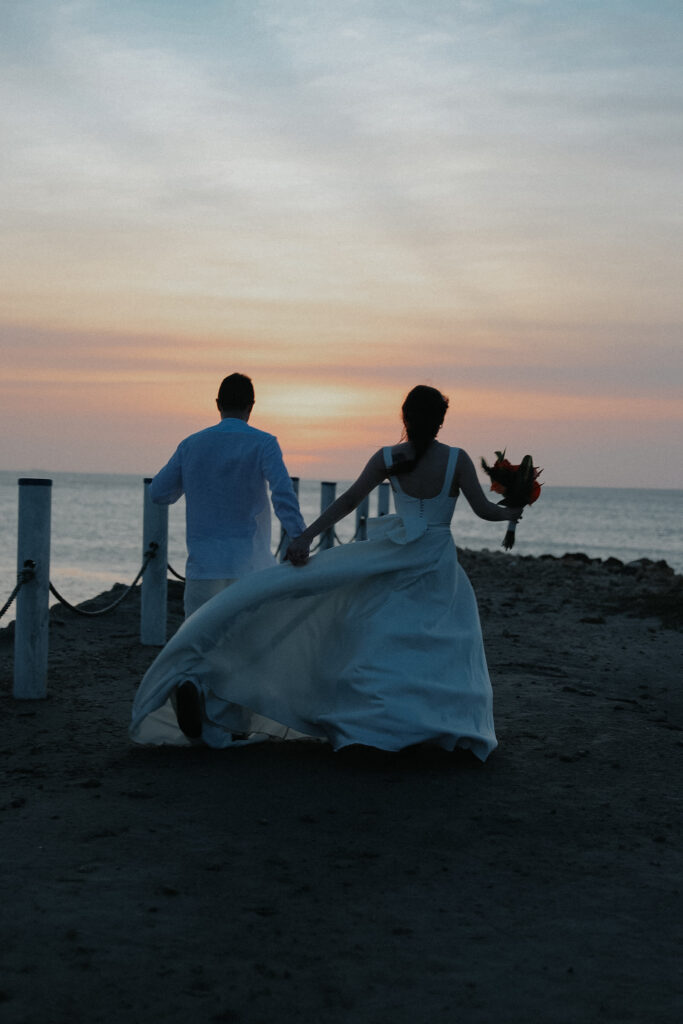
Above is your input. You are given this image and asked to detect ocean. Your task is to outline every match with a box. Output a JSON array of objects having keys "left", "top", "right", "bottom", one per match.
[{"left": 0, "top": 471, "right": 681, "bottom": 619}]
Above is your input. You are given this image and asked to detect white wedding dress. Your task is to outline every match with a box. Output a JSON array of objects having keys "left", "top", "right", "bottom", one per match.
[{"left": 130, "top": 447, "right": 498, "bottom": 761}]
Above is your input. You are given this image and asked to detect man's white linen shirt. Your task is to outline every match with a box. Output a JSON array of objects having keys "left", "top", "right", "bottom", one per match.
[{"left": 149, "top": 418, "right": 306, "bottom": 580}]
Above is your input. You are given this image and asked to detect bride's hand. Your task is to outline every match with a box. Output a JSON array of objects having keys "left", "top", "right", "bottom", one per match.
[{"left": 285, "top": 535, "right": 310, "bottom": 567}]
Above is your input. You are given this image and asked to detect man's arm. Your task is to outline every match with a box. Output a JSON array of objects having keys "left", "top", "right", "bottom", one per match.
[
  {"left": 261, "top": 437, "right": 306, "bottom": 537},
  {"left": 148, "top": 449, "right": 184, "bottom": 505}
]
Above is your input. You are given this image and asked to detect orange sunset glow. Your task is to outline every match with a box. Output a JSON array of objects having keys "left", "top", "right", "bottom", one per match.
[{"left": 1, "top": 2, "right": 681, "bottom": 488}]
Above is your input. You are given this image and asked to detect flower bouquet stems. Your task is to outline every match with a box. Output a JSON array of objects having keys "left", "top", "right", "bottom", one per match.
[{"left": 481, "top": 451, "right": 542, "bottom": 550}]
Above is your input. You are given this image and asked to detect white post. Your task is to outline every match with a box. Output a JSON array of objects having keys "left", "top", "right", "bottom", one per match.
[
  {"left": 377, "top": 482, "right": 391, "bottom": 517},
  {"left": 14, "top": 478, "right": 52, "bottom": 699},
  {"left": 355, "top": 494, "right": 369, "bottom": 541},
  {"left": 320, "top": 482, "right": 336, "bottom": 549},
  {"left": 141, "top": 478, "right": 168, "bottom": 646},
  {"left": 279, "top": 476, "right": 300, "bottom": 562}
]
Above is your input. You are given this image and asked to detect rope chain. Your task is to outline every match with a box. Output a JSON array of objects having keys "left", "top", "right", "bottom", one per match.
[
  {"left": 0, "top": 561, "right": 36, "bottom": 621},
  {"left": 276, "top": 518, "right": 367, "bottom": 558},
  {"left": 333, "top": 518, "right": 365, "bottom": 547},
  {"left": 48, "top": 543, "right": 159, "bottom": 617},
  {"left": 1, "top": 517, "right": 373, "bottom": 622}
]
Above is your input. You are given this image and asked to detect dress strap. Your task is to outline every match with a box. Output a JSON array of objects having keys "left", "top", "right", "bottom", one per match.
[
  {"left": 383, "top": 446, "right": 398, "bottom": 491},
  {"left": 441, "top": 447, "right": 460, "bottom": 496}
]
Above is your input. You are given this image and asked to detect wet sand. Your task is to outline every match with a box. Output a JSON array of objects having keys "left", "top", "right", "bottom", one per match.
[{"left": 1, "top": 550, "right": 681, "bottom": 1023}]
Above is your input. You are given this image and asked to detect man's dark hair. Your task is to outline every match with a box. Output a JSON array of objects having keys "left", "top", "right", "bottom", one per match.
[{"left": 217, "top": 373, "right": 255, "bottom": 410}]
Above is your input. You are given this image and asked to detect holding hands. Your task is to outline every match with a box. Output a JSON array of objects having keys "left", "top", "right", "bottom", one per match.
[{"left": 285, "top": 535, "right": 311, "bottom": 567}]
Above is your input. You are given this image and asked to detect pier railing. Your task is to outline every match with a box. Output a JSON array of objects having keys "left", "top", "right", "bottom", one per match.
[{"left": 2, "top": 477, "right": 392, "bottom": 698}]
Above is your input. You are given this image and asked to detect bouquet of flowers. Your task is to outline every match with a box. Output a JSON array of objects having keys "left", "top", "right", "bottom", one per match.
[{"left": 481, "top": 450, "right": 542, "bottom": 550}]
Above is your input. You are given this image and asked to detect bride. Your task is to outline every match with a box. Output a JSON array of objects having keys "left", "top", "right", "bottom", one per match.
[{"left": 130, "top": 385, "right": 522, "bottom": 760}]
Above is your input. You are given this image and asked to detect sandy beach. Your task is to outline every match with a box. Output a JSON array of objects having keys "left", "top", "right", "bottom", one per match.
[{"left": 1, "top": 550, "right": 681, "bottom": 1023}]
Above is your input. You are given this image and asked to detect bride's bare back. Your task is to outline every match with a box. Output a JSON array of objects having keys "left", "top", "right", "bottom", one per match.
[{"left": 388, "top": 440, "right": 453, "bottom": 498}]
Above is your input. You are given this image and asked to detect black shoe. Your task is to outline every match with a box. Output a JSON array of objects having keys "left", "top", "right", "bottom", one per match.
[{"left": 176, "top": 682, "right": 202, "bottom": 739}]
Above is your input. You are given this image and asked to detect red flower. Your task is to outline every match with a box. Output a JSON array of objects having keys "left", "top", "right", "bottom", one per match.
[
  {"left": 480, "top": 450, "right": 543, "bottom": 550},
  {"left": 481, "top": 450, "right": 542, "bottom": 508}
]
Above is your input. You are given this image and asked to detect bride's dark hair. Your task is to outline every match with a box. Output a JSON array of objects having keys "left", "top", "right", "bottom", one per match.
[{"left": 388, "top": 385, "right": 449, "bottom": 477}]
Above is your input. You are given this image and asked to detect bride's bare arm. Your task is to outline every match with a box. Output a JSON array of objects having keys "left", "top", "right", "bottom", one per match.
[
  {"left": 286, "top": 450, "right": 387, "bottom": 565},
  {"left": 454, "top": 450, "right": 522, "bottom": 522}
]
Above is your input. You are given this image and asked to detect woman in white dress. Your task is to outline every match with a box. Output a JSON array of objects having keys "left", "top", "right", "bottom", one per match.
[{"left": 130, "top": 386, "right": 521, "bottom": 760}]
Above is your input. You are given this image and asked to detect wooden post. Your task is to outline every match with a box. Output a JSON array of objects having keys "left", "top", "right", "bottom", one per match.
[
  {"left": 320, "top": 482, "right": 336, "bottom": 549},
  {"left": 14, "top": 478, "right": 52, "bottom": 699},
  {"left": 355, "top": 494, "right": 369, "bottom": 541},
  {"left": 279, "top": 476, "right": 300, "bottom": 562},
  {"left": 377, "top": 482, "right": 391, "bottom": 517},
  {"left": 141, "top": 478, "right": 168, "bottom": 646}
]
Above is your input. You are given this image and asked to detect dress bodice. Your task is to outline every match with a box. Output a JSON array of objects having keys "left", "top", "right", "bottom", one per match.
[{"left": 383, "top": 446, "right": 459, "bottom": 527}]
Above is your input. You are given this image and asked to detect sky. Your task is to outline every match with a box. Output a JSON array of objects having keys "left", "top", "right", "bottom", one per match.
[{"left": 1, "top": 0, "right": 681, "bottom": 487}]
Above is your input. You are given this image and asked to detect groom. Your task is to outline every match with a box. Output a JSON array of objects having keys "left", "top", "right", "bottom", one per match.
[{"left": 149, "top": 372, "right": 306, "bottom": 619}]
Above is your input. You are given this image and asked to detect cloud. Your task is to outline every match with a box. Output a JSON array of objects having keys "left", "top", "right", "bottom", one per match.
[{"left": 0, "top": 1, "right": 681, "bottom": 485}]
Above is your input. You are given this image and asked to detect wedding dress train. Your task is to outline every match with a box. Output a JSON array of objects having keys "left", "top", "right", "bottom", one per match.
[{"left": 130, "top": 447, "right": 498, "bottom": 761}]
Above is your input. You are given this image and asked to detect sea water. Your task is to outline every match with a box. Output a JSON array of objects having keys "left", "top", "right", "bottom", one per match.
[{"left": 0, "top": 471, "right": 681, "bottom": 618}]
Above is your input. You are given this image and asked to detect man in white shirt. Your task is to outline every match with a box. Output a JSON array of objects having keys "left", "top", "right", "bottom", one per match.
[{"left": 149, "top": 372, "right": 306, "bottom": 619}]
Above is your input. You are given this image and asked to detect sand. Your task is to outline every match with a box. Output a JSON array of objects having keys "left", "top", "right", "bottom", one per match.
[{"left": 1, "top": 550, "right": 681, "bottom": 1024}]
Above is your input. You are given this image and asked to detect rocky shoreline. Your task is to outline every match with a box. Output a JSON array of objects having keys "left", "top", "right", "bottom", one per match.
[{"left": 1, "top": 550, "right": 681, "bottom": 1023}]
